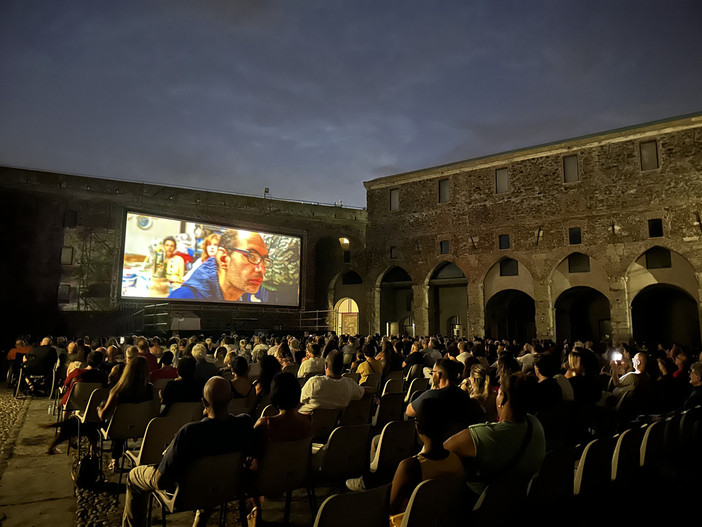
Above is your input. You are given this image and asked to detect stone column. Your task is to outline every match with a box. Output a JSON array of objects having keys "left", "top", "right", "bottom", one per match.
[
  {"left": 412, "top": 284, "right": 429, "bottom": 337},
  {"left": 467, "top": 281, "right": 485, "bottom": 338},
  {"left": 534, "top": 280, "right": 554, "bottom": 341},
  {"left": 371, "top": 286, "right": 382, "bottom": 335},
  {"left": 696, "top": 272, "right": 702, "bottom": 342},
  {"left": 609, "top": 276, "right": 632, "bottom": 345}
]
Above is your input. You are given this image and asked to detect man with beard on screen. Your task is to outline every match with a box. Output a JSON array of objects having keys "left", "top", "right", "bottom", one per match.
[{"left": 169, "top": 229, "right": 270, "bottom": 302}]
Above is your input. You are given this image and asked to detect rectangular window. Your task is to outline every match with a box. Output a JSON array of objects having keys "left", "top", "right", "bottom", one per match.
[
  {"left": 438, "top": 179, "right": 450, "bottom": 203},
  {"left": 568, "top": 227, "right": 582, "bottom": 245},
  {"left": 640, "top": 140, "right": 659, "bottom": 171},
  {"left": 440, "top": 240, "right": 450, "bottom": 254},
  {"left": 563, "top": 155, "right": 579, "bottom": 183},
  {"left": 343, "top": 250, "right": 351, "bottom": 264},
  {"left": 390, "top": 246, "right": 398, "bottom": 259},
  {"left": 389, "top": 188, "right": 400, "bottom": 211},
  {"left": 645, "top": 247, "right": 671, "bottom": 269},
  {"left": 57, "top": 284, "right": 70, "bottom": 304},
  {"left": 568, "top": 253, "right": 590, "bottom": 273},
  {"left": 499, "top": 234, "right": 510, "bottom": 250},
  {"left": 495, "top": 168, "right": 510, "bottom": 194},
  {"left": 500, "top": 258, "right": 519, "bottom": 276},
  {"left": 648, "top": 218, "right": 664, "bottom": 238},
  {"left": 60, "top": 247, "right": 74, "bottom": 265}
]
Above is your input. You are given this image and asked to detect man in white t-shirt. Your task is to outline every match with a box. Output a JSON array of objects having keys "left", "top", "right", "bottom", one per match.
[
  {"left": 299, "top": 350, "right": 365, "bottom": 414},
  {"left": 297, "top": 342, "right": 325, "bottom": 378}
]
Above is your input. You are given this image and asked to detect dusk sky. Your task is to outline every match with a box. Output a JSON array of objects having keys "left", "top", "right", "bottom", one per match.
[{"left": 1, "top": 1, "right": 700, "bottom": 208}]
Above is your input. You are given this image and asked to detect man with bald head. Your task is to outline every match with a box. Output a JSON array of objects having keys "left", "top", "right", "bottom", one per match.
[
  {"left": 122, "top": 376, "right": 254, "bottom": 527},
  {"left": 169, "top": 229, "right": 270, "bottom": 302}
]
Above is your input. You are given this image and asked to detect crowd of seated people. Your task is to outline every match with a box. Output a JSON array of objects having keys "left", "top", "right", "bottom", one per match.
[{"left": 4, "top": 330, "right": 702, "bottom": 526}]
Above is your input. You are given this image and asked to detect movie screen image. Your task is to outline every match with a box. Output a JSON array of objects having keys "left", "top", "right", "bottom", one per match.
[{"left": 121, "top": 212, "right": 301, "bottom": 306}]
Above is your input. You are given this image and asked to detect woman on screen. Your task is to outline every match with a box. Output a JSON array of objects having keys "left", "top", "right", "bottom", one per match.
[{"left": 181, "top": 232, "right": 220, "bottom": 282}]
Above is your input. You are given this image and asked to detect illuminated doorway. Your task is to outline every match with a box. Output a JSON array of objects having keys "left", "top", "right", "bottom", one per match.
[{"left": 335, "top": 297, "right": 359, "bottom": 336}]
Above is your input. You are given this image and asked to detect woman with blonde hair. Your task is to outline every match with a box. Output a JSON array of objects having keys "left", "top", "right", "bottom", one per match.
[
  {"left": 461, "top": 363, "right": 498, "bottom": 422},
  {"left": 98, "top": 355, "right": 153, "bottom": 470}
]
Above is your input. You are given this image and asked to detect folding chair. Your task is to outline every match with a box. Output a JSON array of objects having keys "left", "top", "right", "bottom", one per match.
[
  {"left": 101, "top": 399, "right": 157, "bottom": 504},
  {"left": 74, "top": 387, "right": 110, "bottom": 457},
  {"left": 368, "top": 420, "right": 418, "bottom": 485},
  {"left": 150, "top": 451, "right": 247, "bottom": 527},
  {"left": 309, "top": 408, "right": 342, "bottom": 443},
  {"left": 371, "top": 392, "right": 405, "bottom": 431},
  {"left": 402, "top": 475, "right": 466, "bottom": 527},
  {"left": 340, "top": 392, "right": 374, "bottom": 426},
  {"left": 310, "top": 424, "right": 371, "bottom": 508},
  {"left": 250, "top": 436, "right": 313, "bottom": 524}
]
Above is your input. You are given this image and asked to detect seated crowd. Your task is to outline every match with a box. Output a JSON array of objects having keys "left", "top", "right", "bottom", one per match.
[{"left": 3, "top": 331, "right": 702, "bottom": 526}]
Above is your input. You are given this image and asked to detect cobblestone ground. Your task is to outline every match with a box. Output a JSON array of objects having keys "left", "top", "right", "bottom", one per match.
[
  {"left": 0, "top": 384, "right": 120, "bottom": 527},
  {"left": 0, "top": 385, "right": 26, "bottom": 469}
]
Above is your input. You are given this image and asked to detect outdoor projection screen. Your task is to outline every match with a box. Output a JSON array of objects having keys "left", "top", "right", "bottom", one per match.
[{"left": 120, "top": 212, "right": 301, "bottom": 306}]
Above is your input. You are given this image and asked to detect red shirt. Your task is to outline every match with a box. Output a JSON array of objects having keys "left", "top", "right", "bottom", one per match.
[
  {"left": 139, "top": 351, "right": 160, "bottom": 373},
  {"left": 151, "top": 365, "right": 179, "bottom": 383}
]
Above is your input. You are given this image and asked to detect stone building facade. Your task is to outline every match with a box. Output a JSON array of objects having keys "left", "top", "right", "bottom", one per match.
[{"left": 360, "top": 113, "right": 702, "bottom": 348}]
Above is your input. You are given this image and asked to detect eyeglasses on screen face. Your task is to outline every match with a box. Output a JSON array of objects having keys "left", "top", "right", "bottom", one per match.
[{"left": 230, "top": 248, "right": 272, "bottom": 267}]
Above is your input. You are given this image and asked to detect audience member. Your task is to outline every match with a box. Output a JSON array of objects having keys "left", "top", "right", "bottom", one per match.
[{"left": 122, "top": 376, "right": 253, "bottom": 527}]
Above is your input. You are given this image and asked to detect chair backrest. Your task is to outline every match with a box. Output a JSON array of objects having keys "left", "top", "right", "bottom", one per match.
[
  {"left": 611, "top": 423, "right": 648, "bottom": 484},
  {"left": 370, "top": 420, "right": 418, "bottom": 481},
  {"left": 164, "top": 401, "right": 204, "bottom": 427},
  {"left": 373, "top": 392, "right": 405, "bottom": 429},
  {"left": 340, "top": 392, "right": 374, "bottom": 426},
  {"left": 80, "top": 387, "right": 110, "bottom": 423},
  {"left": 527, "top": 446, "right": 577, "bottom": 504},
  {"left": 471, "top": 473, "right": 532, "bottom": 523},
  {"left": 309, "top": 408, "right": 342, "bottom": 443},
  {"left": 640, "top": 420, "right": 664, "bottom": 469},
  {"left": 679, "top": 405, "right": 702, "bottom": 452},
  {"left": 404, "top": 364, "right": 424, "bottom": 383},
  {"left": 342, "top": 372, "right": 360, "bottom": 383},
  {"left": 381, "top": 378, "right": 404, "bottom": 396},
  {"left": 260, "top": 404, "right": 279, "bottom": 418},
  {"left": 134, "top": 416, "right": 184, "bottom": 466},
  {"left": 313, "top": 483, "right": 390, "bottom": 527},
  {"left": 573, "top": 436, "right": 617, "bottom": 496},
  {"left": 386, "top": 370, "right": 404, "bottom": 381},
  {"left": 172, "top": 451, "right": 245, "bottom": 511},
  {"left": 401, "top": 475, "right": 466, "bottom": 527},
  {"left": 361, "top": 373, "right": 382, "bottom": 393},
  {"left": 252, "top": 436, "right": 312, "bottom": 497},
  {"left": 103, "top": 399, "right": 155, "bottom": 441},
  {"left": 404, "top": 378, "right": 428, "bottom": 403},
  {"left": 314, "top": 424, "right": 371, "bottom": 485},
  {"left": 152, "top": 378, "right": 171, "bottom": 400},
  {"left": 66, "top": 382, "right": 105, "bottom": 412}
]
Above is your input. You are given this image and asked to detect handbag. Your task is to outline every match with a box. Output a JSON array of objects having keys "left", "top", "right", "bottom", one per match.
[{"left": 71, "top": 447, "right": 102, "bottom": 489}]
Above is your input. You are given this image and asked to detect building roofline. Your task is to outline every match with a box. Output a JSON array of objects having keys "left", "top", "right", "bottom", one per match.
[{"left": 364, "top": 111, "right": 702, "bottom": 189}]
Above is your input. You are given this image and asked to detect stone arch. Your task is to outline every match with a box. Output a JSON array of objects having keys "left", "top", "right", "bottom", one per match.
[
  {"left": 483, "top": 257, "right": 535, "bottom": 302},
  {"left": 631, "top": 284, "right": 700, "bottom": 348},
  {"left": 554, "top": 286, "right": 612, "bottom": 345},
  {"left": 550, "top": 251, "right": 611, "bottom": 303},
  {"left": 626, "top": 245, "right": 699, "bottom": 302},
  {"left": 426, "top": 261, "right": 468, "bottom": 337},
  {"left": 484, "top": 289, "right": 536, "bottom": 342}
]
